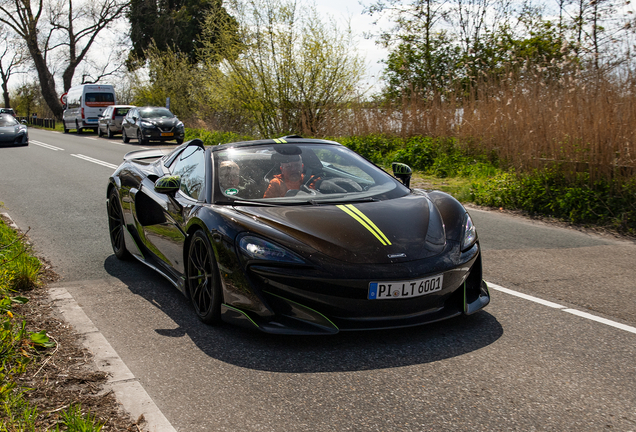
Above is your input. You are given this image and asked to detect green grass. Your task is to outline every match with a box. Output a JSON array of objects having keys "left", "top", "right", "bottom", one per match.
[{"left": 0, "top": 215, "right": 103, "bottom": 431}]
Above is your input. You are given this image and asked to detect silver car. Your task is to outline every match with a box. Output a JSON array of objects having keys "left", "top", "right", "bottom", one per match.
[{"left": 98, "top": 105, "right": 135, "bottom": 138}]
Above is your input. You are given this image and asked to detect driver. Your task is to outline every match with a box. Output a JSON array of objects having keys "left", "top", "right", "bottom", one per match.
[{"left": 264, "top": 155, "right": 307, "bottom": 198}]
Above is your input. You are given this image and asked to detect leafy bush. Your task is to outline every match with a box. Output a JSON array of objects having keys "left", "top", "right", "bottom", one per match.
[
  {"left": 470, "top": 167, "right": 636, "bottom": 235},
  {"left": 185, "top": 128, "right": 252, "bottom": 147}
]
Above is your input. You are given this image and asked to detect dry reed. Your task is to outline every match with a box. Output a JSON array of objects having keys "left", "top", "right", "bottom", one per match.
[{"left": 320, "top": 70, "right": 636, "bottom": 181}]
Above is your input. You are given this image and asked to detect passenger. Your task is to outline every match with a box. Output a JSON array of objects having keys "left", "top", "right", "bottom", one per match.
[
  {"left": 219, "top": 160, "right": 240, "bottom": 192},
  {"left": 263, "top": 155, "right": 306, "bottom": 198}
]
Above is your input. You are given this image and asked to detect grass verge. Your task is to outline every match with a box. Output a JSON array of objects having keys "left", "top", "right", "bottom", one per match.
[{"left": 0, "top": 213, "right": 131, "bottom": 431}]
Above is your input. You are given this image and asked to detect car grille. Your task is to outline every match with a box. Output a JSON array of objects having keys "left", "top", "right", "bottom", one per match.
[{"left": 157, "top": 126, "right": 174, "bottom": 132}]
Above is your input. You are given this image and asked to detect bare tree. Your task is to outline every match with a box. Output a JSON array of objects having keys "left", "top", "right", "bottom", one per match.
[
  {"left": 0, "top": 25, "right": 26, "bottom": 107},
  {"left": 0, "top": 0, "right": 128, "bottom": 119}
]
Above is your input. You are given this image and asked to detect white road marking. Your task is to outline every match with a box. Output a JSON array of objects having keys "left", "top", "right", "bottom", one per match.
[
  {"left": 31, "top": 140, "right": 64, "bottom": 151},
  {"left": 70, "top": 154, "right": 118, "bottom": 169},
  {"left": 488, "top": 282, "right": 636, "bottom": 334},
  {"left": 564, "top": 309, "right": 636, "bottom": 334},
  {"left": 84, "top": 137, "right": 98, "bottom": 141},
  {"left": 488, "top": 283, "right": 565, "bottom": 309}
]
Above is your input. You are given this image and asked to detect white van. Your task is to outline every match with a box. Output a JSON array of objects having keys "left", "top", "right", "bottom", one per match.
[{"left": 62, "top": 84, "right": 116, "bottom": 133}]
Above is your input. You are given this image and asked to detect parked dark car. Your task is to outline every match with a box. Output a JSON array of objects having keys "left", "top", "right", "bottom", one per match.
[
  {"left": 0, "top": 114, "right": 28, "bottom": 146},
  {"left": 121, "top": 106, "right": 185, "bottom": 145},
  {"left": 107, "top": 136, "right": 489, "bottom": 335},
  {"left": 98, "top": 105, "right": 135, "bottom": 138},
  {"left": 0, "top": 108, "right": 16, "bottom": 117}
]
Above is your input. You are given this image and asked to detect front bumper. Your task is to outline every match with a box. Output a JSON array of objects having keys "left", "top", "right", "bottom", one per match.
[
  {"left": 0, "top": 133, "right": 28, "bottom": 146},
  {"left": 220, "top": 243, "right": 490, "bottom": 335},
  {"left": 140, "top": 127, "right": 184, "bottom": 142}
]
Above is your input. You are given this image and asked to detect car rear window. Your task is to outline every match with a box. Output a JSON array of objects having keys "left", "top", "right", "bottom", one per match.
[
  {"left": 115, "top": 108, "right": 131, "bottom": 116},
  {"left": 84, "top": 93, "right": 115, "bottom": 106}
]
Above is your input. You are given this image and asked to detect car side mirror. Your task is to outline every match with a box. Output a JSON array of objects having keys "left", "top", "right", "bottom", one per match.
[
  {"left": 392, "top": 162, "right": 412, "bottom": 188},
  {"left": 21, "top": 120, "right": 27, "bottom": 125},
  {"left": 155, "top": 175, "right": 181, "bottom": 194}
]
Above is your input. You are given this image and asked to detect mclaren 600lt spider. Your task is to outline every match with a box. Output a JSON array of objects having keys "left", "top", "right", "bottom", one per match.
[{"left": 107, "top": 136, "right": 489, "bottom": 335}]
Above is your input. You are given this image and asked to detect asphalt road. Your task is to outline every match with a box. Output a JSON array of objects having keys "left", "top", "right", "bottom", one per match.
[{"left": 1, "top": 128, "right": 635, "bottom": 431}]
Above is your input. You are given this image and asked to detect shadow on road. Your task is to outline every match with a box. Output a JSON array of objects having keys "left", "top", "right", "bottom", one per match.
[{"left": 104, "top": 255, "right": 503, "bottom": 373}]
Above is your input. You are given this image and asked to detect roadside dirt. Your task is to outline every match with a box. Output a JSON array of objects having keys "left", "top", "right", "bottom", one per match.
[{"left": 13, "top": 263, "right": 143, "bottom": 431}]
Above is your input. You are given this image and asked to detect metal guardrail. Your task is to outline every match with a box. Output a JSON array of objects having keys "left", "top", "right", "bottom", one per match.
[{"left": 17, "top": 116, "right": 56, "bottom": 128}]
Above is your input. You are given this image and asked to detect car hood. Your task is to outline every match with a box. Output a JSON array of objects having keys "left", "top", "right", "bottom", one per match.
[
  {"left": 142, "top": 117, "right": 179, "bottom": 127},
  {"left": 234, "top": 194, "right": 447, "bottom": 264},
  {"left": 0, "top": 125, "right": 23, "bottom": 134}
]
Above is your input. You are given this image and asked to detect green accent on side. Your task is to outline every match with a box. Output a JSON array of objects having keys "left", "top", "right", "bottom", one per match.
[
  {"left": 223, "top": 304, "right": 260, "bottom": 328},
  {"left": 392, "top": 162, "right": 412, "bottom": 175},
  {"left": 345, "top": 204, "right": 392, "bottom": 245},
  {"left": 264, "top": 291, "right": 339, "bottom": 329},
  {"left": 337, "top": 205, "right": 390, "bottom": 246},
  {"left": 155, "top": 175, "right": 181, "bottom": 191},
  {"left": 463, "top": 281, "right": 467, "bottom": 314}
]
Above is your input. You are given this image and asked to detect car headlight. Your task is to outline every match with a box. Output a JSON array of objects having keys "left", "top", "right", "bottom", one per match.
[
  {"left": 140, "top": 120, "right": 154, "bottom": 128},
  {"left": 461, "top": 213, "right": 477, "bottom": 251},
  {"left": 238, "top": 236, "right": 305, "bottom": 264},
  {"left": 176, "top": 121, "right": 184, "bottom": 129}
]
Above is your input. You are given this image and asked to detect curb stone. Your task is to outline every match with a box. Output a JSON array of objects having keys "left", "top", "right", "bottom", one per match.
[
  {"left": 49, "top": 288, "right": 177, "bottom": 432},
  {"left": 2, "top": 211, "right": 177, "bottom": 432}
]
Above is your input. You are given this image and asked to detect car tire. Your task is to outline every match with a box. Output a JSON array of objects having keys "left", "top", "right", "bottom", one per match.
[
  {"left": 63, "top": 124, "right": 69, "bottom": 133},
  {"left": 97, "top": 127, "right": 102, "bottom": 137},
  {"left": 122, "top": 128, "right": 130, "bottom": 143},
  {"left": 107, "top": 189, "right": 132, "bottom": 260},
  {"left": 137, "top": 130, "right": 148, "bottom": 146},
  {"left": 187, "top": 230, "right": 222, "bottom": 325},
  {"left": 76, "top": 121, "right": 82, "bottom": 133},
  {"left": 107, "top": 127, "right": 113, "bottom": 139},
  {"left": 176, "top": 138, "right": 184, "bottom": 145}
]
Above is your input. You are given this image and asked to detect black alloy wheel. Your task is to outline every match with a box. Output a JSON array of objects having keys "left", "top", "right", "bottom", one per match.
[
  {"left": 107, "top": 189, "right": 132, "bottom": 260},
  {"left": 187, "top": 231, "right": 222, "bottom": 324},
  {"left": 122, "top": 128, "right": 130, "bottom": 143}
]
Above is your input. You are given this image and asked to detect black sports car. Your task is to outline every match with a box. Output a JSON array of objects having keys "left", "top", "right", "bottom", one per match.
[
  {"left": 0, "top": 114, "right": 28, "bottom": 146},
  {"left": 107, "top": 137, "right": 489, "bottom": 335}
]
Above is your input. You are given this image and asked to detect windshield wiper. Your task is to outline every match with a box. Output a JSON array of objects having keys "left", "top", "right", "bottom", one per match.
[{"left": 321, "top": 196, "right": 379, "bottom": 204}]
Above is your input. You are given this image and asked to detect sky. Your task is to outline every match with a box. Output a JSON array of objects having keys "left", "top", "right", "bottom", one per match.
[{"left": 314, "top": 0, "right": 390, "bottom": 92}]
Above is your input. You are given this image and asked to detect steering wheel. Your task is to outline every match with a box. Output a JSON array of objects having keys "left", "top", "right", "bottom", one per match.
[{"left": 318, "top": 178, "right": 363, "bottom": 193}]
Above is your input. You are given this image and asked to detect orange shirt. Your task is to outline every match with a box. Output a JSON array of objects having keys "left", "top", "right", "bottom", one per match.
[{"left": 263, "top": 174, "right": 304, "bottom": 198}]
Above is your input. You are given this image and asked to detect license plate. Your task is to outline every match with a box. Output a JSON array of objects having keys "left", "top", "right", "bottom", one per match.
[
  {"left": 86, "top": 119, "right": 98, "bottom": 123},
  {"left": 161, "top": 132, "right": 174, "bottom": 137},
  {"left": 368, "top": 274, "right": 443, "bottom": 300}
]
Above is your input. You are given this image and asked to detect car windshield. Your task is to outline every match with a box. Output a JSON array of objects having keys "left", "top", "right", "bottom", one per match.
[
  {"left": 139, "top": 108, "right": 174, "bottom": 119},
  {"left": 212, "top": 143, "right": 409, "bottom": 204},
  {"left": 0, "top": 115, "right": 18, "bottom": 126}
]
